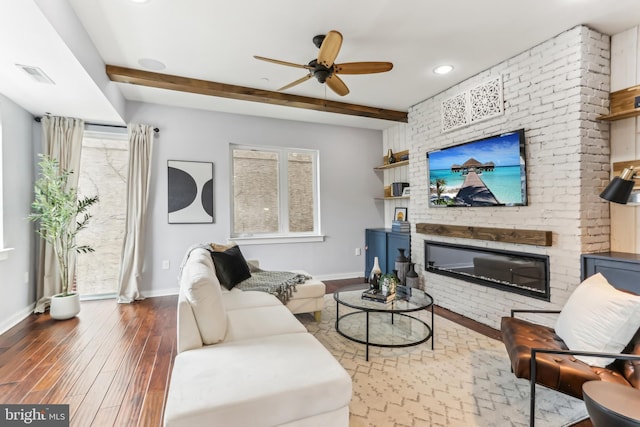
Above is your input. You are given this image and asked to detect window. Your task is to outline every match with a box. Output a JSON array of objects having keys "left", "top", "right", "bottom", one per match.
[
  {"left": 230, "top": 145, "right": 321, "bottom": 243},
  {"left": 75, "top": 131, "right": 128, "bottom": 297}
]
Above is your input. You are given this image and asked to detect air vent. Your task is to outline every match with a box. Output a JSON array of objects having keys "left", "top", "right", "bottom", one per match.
[{"left": 15, "top": 64, "right": 55, "bottom": 85}]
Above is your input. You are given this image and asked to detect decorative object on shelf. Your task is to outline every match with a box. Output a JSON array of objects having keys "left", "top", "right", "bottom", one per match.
[
  {"left": 369, "top": 256, "right": 382, "bottom": 290},
  {"left": 395, "top": 249, "right": 410, "bottom": 285},
  {"left": 387, "top": 148, "right": 396, "bottom": 164},
  {"left": 168, "top": 160, "right": 214, "bottom": 224},
  {"left": 597, "top": 84, "right": 640, "bottom": 121},
  {"left": 406, "top": 262, "right": 419, "bottom": 288},
  {"left": 394, "top": 207, "right": 408, "bottom": 221},
  {"left": 600, "top": 163, "right": 638, "bottom": 204},
  {"left": 392, "top": 220, "right": 410, "bottom": 232},
  {"left": 392, "top": 182, "right": 409, "bottom": 197},
  {"left": 373, "top": 150, "right": 409, "bottom": 171},
  {"left": 29, "top": 154, "right": 99, "bottom": 320},
  {"left": 402, "top": 187, "right": 411, "bottom": 196}
]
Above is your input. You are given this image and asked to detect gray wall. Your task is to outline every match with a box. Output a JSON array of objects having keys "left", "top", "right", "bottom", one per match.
[
  {"left": 125, "top": 101, "right": 385, "bottom": 296},
  {"left": 0, "top": 93, "right": 36, "bottom": 333}
]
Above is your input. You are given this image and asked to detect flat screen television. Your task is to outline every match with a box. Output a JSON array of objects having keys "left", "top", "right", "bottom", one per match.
[{"left": 426, "top": 129, "right": 527, "bottom": 207}]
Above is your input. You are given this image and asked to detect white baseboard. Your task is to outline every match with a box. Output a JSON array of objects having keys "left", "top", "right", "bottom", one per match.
[
  {"left": 0, "top": 302, "right": 36, "bottom": 336},
  {"left": 314, "top": 272, "right": 363, "bottom": 281},
  {"left": 141, "top": 287, "right": 179, "bottom": 298}
]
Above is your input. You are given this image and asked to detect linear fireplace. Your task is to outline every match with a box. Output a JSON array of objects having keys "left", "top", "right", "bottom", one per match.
[{"left": 424, "top": 240, "right": 550, "bottom": 301}]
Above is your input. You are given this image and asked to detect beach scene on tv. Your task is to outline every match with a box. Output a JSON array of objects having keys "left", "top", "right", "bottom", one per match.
[{"left": 427, "top": 131, "right": 527, "bottom": 207}]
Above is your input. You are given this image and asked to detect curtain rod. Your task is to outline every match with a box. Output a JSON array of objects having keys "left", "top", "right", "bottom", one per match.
[{"left": 34, "top": 116, "right": 159, "bottom": 133}]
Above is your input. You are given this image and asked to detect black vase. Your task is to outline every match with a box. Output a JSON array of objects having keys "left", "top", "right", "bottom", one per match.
[
  {"left": 406, "top": 262, "right": 419, "bottom": 288},
  {"left": 387, "top": 148, "right": 396, "bottom": 164},
  {"left": 395, "top": 248, "right": 409, "bottom": 285}
]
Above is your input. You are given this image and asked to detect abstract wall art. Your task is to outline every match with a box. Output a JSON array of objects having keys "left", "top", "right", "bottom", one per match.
[{"left": 168, "top": 160, "right": 214, "bottom": 224}]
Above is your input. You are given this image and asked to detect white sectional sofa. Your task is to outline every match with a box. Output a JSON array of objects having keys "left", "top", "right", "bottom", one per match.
[{"left": 164, "top": 248, "right": 352, "bottom": 427}]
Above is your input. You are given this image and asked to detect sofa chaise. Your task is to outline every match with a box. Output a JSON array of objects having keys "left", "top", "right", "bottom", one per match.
[{"left": 163, "top": 247, "right": 352, "bottom": 427}]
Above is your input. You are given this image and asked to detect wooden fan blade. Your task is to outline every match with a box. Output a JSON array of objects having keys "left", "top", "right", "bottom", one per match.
[
  {"left": 334, "top": 62, "right": 393, "bottom": 74},
  {"left": 278, "top": 74, "right": 312, "bottom": 91},
  {"left": 317, "top": 30, "right": 343, "bottom": 68},
  {"left": 254, "top": 55, "right": 312, "bottom": 70},
  {"left": 325, "top": 74, "right": 349, "bottom": 96}
]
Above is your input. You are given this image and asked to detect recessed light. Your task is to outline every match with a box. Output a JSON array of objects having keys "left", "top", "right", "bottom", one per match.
[
  {"left": 433, "top": 65, "right": 454, "bottom": 75},
  {"left": 138, "top": 58, "right": 166, "bottom": 71}
]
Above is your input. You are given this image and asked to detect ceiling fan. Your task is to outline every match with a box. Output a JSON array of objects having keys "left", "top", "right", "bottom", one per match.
[{"left": 254, "top": 30, "right": 393, "bottom": 96}]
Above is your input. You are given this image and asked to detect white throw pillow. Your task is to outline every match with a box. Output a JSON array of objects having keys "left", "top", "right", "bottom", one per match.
[
  {"left": 181, "top": 250, "right": 227, "bottom": 344},
  {"left": 554, "top": 273, "right": 640, "bottom": 367}
]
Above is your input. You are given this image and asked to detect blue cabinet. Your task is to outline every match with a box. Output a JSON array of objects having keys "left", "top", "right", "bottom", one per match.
[
  {"left": 365, "top": 228, "right": 410, "bottom": 279},
  {"left": 581, "top": 252, "right": 640, "bottom": 294}
]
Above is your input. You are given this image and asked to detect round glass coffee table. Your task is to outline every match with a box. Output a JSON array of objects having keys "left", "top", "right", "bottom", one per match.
[{"left": 333, "top": 285, "right": 434, "bottom": 361}]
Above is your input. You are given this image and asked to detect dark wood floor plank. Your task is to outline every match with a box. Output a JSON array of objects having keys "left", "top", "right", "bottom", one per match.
[
  {"left": 112, "top": 335, "right": 161, "bottom": 427},
  {"left": 90, "top": 406, "right": 119, "bottom": 427},
  {"left": 100, "top": 306, "right": 155, "bottom": 410},
  {"left": 70, "top": 371, "right": 115, "bottom": 427}
]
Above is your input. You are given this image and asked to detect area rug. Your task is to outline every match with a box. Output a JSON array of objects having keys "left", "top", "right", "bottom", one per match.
[{"left": 297, "top": 295, "right": 588, "bottom": 427}]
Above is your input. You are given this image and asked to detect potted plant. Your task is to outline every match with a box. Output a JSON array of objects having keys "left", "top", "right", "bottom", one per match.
[
  {"left": 29, "top": 154, "right": 99, "bottom": 319},
  {"left": 380, "top": 273, "right": 398, "bottom": 295}
]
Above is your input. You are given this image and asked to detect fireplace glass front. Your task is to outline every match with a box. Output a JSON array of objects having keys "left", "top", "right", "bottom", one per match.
[{"left": 424, "top": 240, "right": 550, "bottom": 300}]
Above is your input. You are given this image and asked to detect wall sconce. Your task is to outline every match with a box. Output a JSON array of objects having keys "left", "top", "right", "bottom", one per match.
[{"left": 600, "top": 166, "right": 637, "bottom": 204}]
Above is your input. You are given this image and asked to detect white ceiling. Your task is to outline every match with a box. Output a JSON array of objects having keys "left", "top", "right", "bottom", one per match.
[{"left": 2, "top": 1, "right": 640, "bottom": 130}]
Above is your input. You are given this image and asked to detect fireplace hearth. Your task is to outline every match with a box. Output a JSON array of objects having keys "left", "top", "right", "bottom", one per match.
[{"left": 424, "top": 240, "right": 550, "bottom": 300}]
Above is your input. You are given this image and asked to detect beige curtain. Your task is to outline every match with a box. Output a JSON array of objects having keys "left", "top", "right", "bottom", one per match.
[
  {"left": 34, "top": 116, "right": 85, "bottom": 313},
  {"left": 117, "top": 123, "right": 155, "bottom": 303}
]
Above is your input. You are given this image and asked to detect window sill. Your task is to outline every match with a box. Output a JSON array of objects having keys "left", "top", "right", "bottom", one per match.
[
  {"left": 230, "top": 235, "right": 325, "bottom": 245},
  {"left": 0, "top": 247, "right": 15, "bottom": 261}
]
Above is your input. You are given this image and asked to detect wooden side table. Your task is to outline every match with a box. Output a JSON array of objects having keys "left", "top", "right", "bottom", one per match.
[{"left": 582, "top": 381, "right": 640, "bottom": 427}]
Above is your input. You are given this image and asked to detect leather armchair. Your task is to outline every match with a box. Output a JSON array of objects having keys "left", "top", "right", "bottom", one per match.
[{"left": 501, "top": 309, "right": 640, "bottom": 427}]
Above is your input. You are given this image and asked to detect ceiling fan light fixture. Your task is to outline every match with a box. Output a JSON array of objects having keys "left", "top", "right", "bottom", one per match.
[{"left": 433, "top": 64, "right": 454, "bottom": 75}]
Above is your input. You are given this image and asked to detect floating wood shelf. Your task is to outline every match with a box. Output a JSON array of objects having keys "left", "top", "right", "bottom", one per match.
[
  {"left": 374, "top": 159, "right": 409, "bottom": 170},
  {"left": 375, "top": 196, "right": 410, "bottom": 201},
  {"left": 374, "top": 149, "right": 409, "bottom": 170},
  {"left": 416, "top": 223, "right": 552, "bottom": 246},
  {"left": 598, "top": 85, "right": 640, "bottom": 121}
]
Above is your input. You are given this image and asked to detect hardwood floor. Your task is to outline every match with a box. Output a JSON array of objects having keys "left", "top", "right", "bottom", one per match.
[
  {"left": 0, "top": 279, "right": 591, "bottom": 426},
  {"left": 0, "top": 295, "right": 176, "bottom": 427}
]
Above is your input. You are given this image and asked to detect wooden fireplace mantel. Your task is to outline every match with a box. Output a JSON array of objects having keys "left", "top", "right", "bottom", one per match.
[{"left": 416, "top": 223, "right": 552, "bottom": 247}]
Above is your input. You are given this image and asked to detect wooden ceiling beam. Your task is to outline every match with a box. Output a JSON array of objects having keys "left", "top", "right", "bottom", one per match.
[{"left": 106, "top": 65, "right": 408, "bottom": 123}]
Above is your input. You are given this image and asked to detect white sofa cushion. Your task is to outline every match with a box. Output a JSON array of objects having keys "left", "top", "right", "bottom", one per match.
[
  {"left": 224, "top": 304, "right": 307, "bottom": 342},
  {"left": 555, "top": 272, "right": 640, "bottom": 367},
  {"left": 222, "top": 289, "right": 282, "bottom": 310},
  {"left": 164, "top": 333, "right": 353, "bottom": 427},
  {"left": 176, "top": 291, "right": 203, "bottom": 353},
  {"left": 181, "top": 249, "right": 227, "bottom": 345}
]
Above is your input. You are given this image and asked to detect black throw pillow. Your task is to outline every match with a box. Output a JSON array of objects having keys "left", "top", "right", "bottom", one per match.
[{"left": 210, "top": 245, "right": 252, "bottom": 290}]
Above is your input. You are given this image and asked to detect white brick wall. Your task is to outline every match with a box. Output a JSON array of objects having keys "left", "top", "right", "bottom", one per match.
[{"left": 384, "top": 26, "right": 611, "bottom": 329}]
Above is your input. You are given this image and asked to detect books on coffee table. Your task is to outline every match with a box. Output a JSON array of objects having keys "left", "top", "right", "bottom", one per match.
[{"left": 361, "top": 289, "right": 396, "bottom": 303}]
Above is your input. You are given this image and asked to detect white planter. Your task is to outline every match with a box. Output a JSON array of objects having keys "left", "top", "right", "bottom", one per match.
[{"left": 50, "top": 292, "right": 81, "bottom": 320}]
